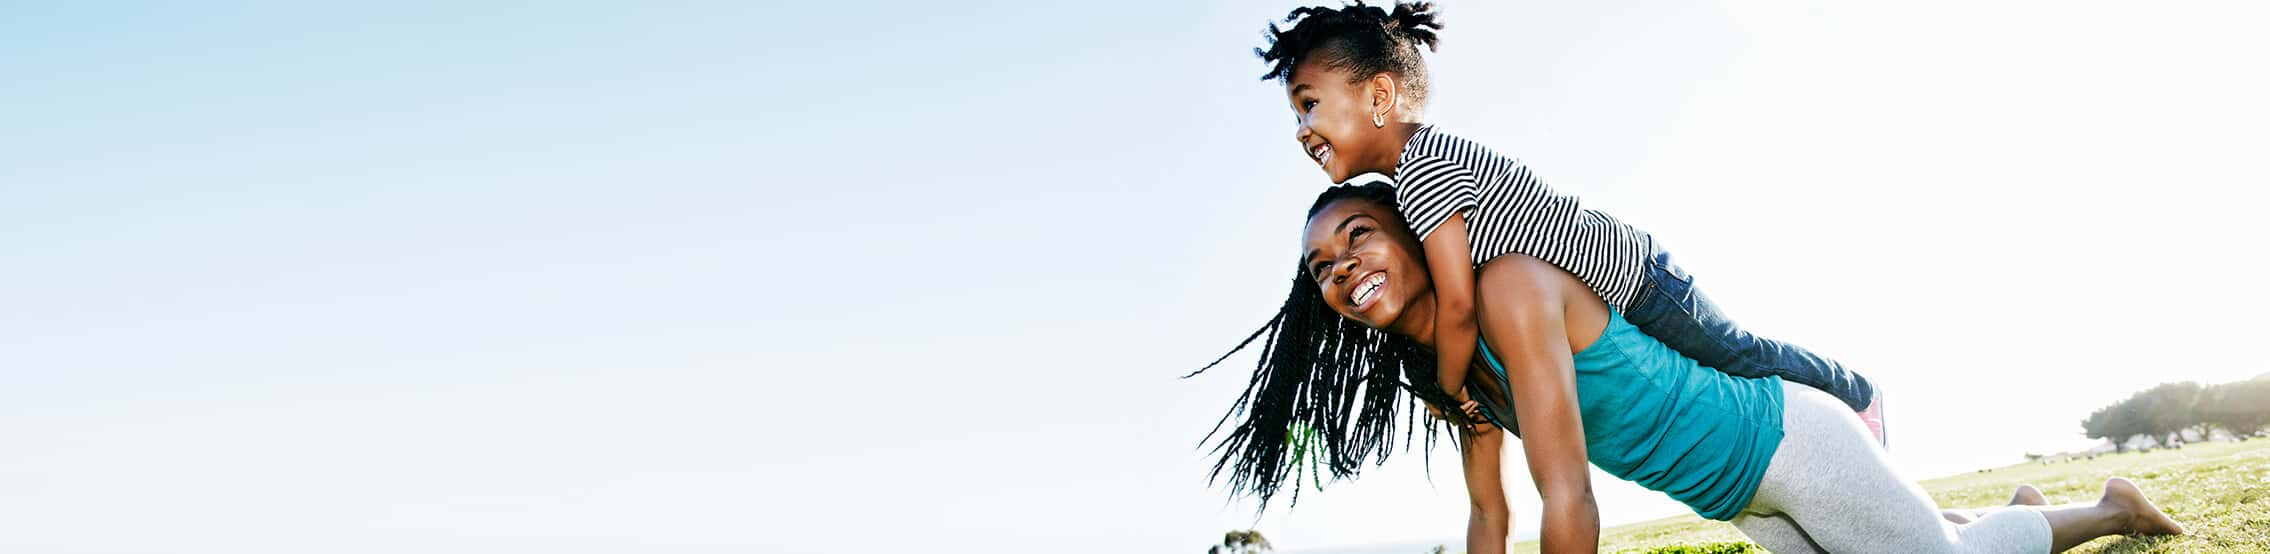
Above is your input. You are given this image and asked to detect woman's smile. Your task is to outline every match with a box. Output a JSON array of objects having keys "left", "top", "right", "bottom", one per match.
[{"left": 1350, "top": 271, "right": 1386, "bottom": 312}]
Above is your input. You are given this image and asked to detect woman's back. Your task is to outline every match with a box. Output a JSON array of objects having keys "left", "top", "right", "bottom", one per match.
[{"left": 1477, "top": 311, "right": 1785, "bottom": 520}]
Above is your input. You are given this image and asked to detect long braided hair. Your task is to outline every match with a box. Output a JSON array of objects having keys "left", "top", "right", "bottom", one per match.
[
  {"left": 1255, "top": 1, "right": 1443, "bottom": 104},
  {"left": 1186, "top": 181, "right": 1473, "bottom": 511}
]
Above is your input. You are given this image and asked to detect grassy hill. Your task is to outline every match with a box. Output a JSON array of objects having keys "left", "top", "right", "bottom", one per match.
[{"left": 1510, "top": 439, "right": 2270, "bottom": 553}]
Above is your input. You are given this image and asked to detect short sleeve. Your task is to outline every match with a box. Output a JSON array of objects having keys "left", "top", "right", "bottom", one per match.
[{"left": 1393, "top": 155, "right": 1480, "bottom": 242}]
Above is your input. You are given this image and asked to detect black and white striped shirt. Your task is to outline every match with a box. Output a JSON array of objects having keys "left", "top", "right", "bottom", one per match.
[{"left": 1389, "top": 125, "right": 1654, "bottom": 310}]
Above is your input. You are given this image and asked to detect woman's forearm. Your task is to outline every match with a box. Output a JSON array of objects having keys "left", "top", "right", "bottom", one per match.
[
  {"left": 1467, "top": 503, "right": 1510, "bottom": 554},
  {"left": 1459, "top": 427, "right": 1511, "bottom": 554}
]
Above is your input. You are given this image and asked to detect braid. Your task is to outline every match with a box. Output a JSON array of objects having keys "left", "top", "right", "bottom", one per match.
[
  {"left": 1187, "top": 180, "right": 1474, "bottom": 511},
  {"left": 1255, "top": 1, "right": 1443, "bottom": 105}
]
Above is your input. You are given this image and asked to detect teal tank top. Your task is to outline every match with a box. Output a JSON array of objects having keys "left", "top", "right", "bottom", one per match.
[{"left": 1475, "top": 311, "right": 1785, "bottom": 521}]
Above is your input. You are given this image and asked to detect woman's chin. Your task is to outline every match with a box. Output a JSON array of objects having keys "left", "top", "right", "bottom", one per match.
[{"left": 1355, "top": 304, "right": 1401, "bottom": 331}]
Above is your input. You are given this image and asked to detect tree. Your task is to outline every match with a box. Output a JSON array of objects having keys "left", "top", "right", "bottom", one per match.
[
  {"left": 2083, "top": 399, "right": 2144, "bottom": 451},
  {"left": 2137, "top": 382, "right": 2206, "bottom": 444},
  {"left": 1208, "top": 529, "right": 1272, "bottom": 554},
  {"left": 2081, "top": 378, "right": 2270, "bottom": 450},
  {"left": 2203, "top": 378, "right": 2270, "bottom": 439}
]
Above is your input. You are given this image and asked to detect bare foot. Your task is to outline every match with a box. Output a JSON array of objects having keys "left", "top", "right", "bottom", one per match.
[
  {"left": 1941, "top": 510, "right": 1973, "bottom": 524},
  {"left": 2099, "top": 477, "right": 2185, "bottom": 536},
  {"left": 2010, "top": 484, "right": 2048, "bottom": 506}
]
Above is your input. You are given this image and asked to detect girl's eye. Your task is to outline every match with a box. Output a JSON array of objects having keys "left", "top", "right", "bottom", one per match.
[{"left": 1301, "top": 99, "right": 1318, "bottom": 111}]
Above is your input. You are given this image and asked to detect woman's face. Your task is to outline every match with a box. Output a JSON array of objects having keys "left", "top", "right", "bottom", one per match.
[
  {"left": 1302, "top": 197, "right": 1433, "bottom": 335},
  {"left": 1286, "top": 60, "right": 1400, "bottom": 183}
]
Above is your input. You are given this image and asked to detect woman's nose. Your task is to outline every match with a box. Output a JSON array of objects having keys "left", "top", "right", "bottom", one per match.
[{"left": 1332, "top": 255, "right": 1359, "bottom": 282}]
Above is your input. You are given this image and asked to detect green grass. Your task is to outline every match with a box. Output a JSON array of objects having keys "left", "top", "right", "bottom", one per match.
[{"left": 1510, "top": 439, "right": 2270, "bottom": 553}]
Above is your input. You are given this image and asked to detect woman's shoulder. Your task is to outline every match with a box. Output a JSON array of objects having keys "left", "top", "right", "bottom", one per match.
[
  {"left": 1477, "top": 252, "right": 1561, "bottom": 278},
  {"left": 1476, "top": 253, "right": 1611, "bottom": 316},
  {"left": 1475, "top": 254, "right": 1567, "bottom": 300}
]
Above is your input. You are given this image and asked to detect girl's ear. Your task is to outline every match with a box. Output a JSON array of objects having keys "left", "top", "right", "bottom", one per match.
[{"left": 1368, "top": 73, "right": 1400, "bottom": 123}]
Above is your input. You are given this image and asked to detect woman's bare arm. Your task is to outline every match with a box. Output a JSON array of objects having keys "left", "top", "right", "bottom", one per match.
[
  {"left": 1473, "top": 256, "right": 1598, "bottom": 554},
  {"left": 1459, "top": 423, "right": 1511, "bottom": 554}
]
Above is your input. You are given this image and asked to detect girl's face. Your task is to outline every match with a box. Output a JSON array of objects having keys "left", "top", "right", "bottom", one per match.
[
  {"left": 1286, "top": 60, "right": 1402, "bottom": 183},
  {"left": 1303, "top": 197, "right": 1434, "bottom": 336}
]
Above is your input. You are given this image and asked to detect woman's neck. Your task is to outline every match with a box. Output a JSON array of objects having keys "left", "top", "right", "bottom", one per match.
[{"left": 1390, "top": 291, "right": 1441, "bottom": 350}]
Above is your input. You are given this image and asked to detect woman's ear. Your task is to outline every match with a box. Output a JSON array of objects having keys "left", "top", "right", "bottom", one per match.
[{"left": 1368, "top": 73, "right": 1400, "bottom": 124}]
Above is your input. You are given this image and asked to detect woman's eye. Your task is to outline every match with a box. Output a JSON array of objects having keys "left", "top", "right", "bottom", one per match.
[{"left": 1350, "top": 226, "right": 1371, "bottom": 239}]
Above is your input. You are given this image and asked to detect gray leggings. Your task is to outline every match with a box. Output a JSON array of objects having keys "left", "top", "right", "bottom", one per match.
[{"left": 1733, "top": 382, "right": 2052, "bottom": 554}]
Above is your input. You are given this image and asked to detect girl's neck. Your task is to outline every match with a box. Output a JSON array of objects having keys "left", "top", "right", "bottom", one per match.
[{"left": 1368, "top": 121, "right": 1427, "bottom": 176}]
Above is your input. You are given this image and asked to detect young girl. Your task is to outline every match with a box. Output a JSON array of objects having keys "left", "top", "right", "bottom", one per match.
[{"left": 1254, "top": 1, "right": 1885, "bottom": 442}]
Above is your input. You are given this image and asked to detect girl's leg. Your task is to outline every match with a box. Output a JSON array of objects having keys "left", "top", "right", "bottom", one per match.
[
  {"left": 1746, "top": 382, "right": 2180, "bottom": 553},
  {"left": 1624, "top": 247, "right": 1878, "bottom": 414}
]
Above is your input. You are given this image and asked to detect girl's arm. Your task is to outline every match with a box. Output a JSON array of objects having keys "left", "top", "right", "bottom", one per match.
[
  {"left": 1474, "top": 256, "right": 1598, "bottom": 554},
  {"left": 1421, "top": 213, "right": 1481, "bottom": 407},
  {"left": 1459, "top": 421, "right": 1512, "bottom": 554}
]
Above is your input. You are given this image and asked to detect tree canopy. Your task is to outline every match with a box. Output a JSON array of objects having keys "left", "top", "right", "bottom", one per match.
[{"left": 2081, "top": 376, "right": 2270, "bottom": 450}]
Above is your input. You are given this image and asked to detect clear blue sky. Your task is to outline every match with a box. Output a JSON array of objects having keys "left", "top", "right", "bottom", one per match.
[{"left": 4, "top": 1, "right": 2266, "bottom": 553}]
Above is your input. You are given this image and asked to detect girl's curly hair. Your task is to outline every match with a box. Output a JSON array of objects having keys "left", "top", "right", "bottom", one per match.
[{"left": 1255, "top": 1, "right": 1443, "bottom": 106}]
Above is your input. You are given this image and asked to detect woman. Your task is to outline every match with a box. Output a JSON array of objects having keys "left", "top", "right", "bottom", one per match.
[{"left": 1195, "top": 182, "right": 2184, "bottom": 553}]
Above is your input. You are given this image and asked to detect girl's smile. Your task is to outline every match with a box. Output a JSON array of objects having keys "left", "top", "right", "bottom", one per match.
[{"left": 1285, "top": 57, "right": 1421, "bottom": 183}]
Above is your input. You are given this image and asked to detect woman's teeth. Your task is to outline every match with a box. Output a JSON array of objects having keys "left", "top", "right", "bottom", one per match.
[{"left": 1351, "top": 273, "right": 1386, "bottom": 306}]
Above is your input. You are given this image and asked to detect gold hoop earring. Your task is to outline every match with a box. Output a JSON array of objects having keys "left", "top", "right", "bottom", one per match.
[{"left": 1373, "top": 113, "right": 1386, "bottom": 128}]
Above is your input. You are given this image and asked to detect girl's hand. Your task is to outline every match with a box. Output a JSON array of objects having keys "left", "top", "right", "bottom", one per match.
[
  {"left": 1440, "top": 386, "right": 1489, "bottom": 429},
  {"left": 1459, "top": 400, "right": 1495, "bottom": 434},
  {"left": 1427, "top": 397, "right": 1494, "bottom": 434}
]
